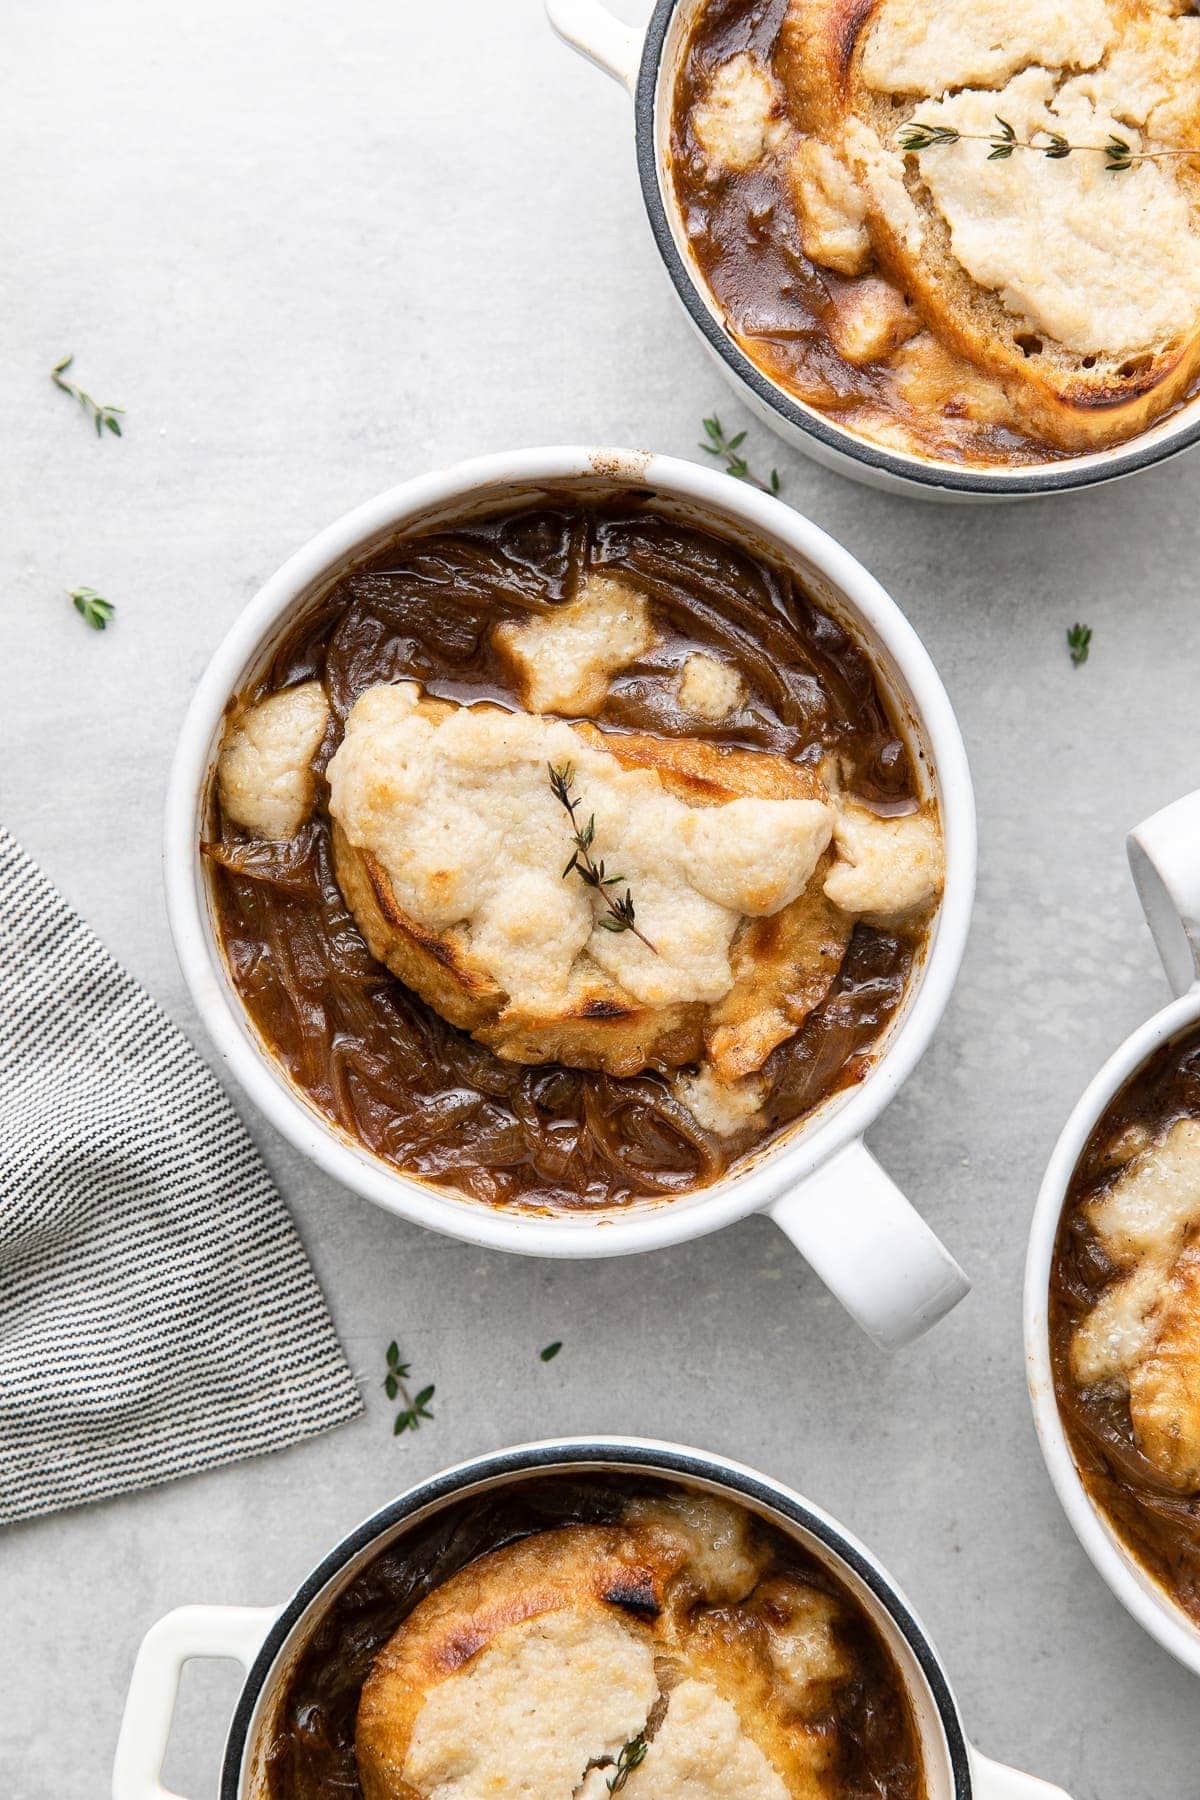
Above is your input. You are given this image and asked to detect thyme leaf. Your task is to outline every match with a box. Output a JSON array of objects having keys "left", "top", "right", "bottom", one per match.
[
  {"left": 608, "top": 1736, "right": 649, "bottom": 1793},
  {"left": 539, "top": 1341, "right": 563, "bottom": 1362},
  {"left": 698, "top": 413, "right": 781, "bottom": 493},
  {"left": 548, "top": 763, "right": 657, "bottom": 954},
  {"left": 1066, "top": 622, "right": 1093, "bottom": 668},
  {"left": 899, "top": 115, "right": 1196, "bottom": 173},
  {"left": 68, "top": 586, "right": 115, "bottom": 631},
  {"left": 384, "top": 1340, "right": 435, "bottom": 1435},
  {"left": 51, "top": 355, "right": 124, "bottom": 437}
]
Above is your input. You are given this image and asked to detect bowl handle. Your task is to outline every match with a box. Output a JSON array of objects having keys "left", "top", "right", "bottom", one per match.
[
  {"left": 1127, "top": 788, "right": 1200, "bottom": 997},
  {"left": 112, "top": 1604, "right": 278, "bottom": 1800},
  {"left": 767, "top": 1139, "right": 970, "bottom": 1349},
  {"left": 544, "top": 0, "right": 643, "bottom": 93},
  {"left": 970, "top": 1747, "right": 1073, "bottom": 1800}
]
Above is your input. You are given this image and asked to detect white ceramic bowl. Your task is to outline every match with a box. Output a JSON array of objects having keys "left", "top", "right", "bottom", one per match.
[
  {"left": 1025, "top": 788, "right": 1200, "bottom": 1675},
  {"left": 165, "top": 446, "right": 975, "bottom": 1348},
  {"left": 545, "top": 0, "right": 1200, "bottom": 502},
  {"left": 111, "top": 1437, "right": 1072, "bottom": 1800}
]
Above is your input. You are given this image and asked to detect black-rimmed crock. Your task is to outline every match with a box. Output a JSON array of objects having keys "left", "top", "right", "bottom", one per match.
[
  {"left": 111, "top": 1438, "right": 1072, "bottom": 1800},
  {"left": 546, "top": 0, "right": 1200, "bottom": 502}
]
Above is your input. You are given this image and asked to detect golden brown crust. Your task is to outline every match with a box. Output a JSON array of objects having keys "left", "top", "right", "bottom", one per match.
[
  {"left": 355, "top": 1508, "right": 849, "bottom": 1800},
  {"left": 356, "top": 1527, "right": 675, "bottom": 1800},
  {"left": 332, "top": 709, "right": 839, "bottom": 1080}
]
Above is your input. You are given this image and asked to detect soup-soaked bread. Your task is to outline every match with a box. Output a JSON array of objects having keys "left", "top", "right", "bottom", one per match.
[
  {"left": 777, "top": 0, "right": 1200, "bottom": 449},
  {"left": 356, "top": 1497, "right": 855, "bottom": 1800},
  {"left": 1071, "top": 1118, "right": 1200, "bottom": 1489},
  {"left": 326, "top": 683, "right": 941, "bottom": 1080}
]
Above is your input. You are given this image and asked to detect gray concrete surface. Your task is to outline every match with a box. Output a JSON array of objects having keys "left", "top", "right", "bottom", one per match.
[{"left": 3, "top": 0, "right": 1198, "bottom": 1794}]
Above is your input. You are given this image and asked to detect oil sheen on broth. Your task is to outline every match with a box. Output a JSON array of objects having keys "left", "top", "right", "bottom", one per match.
[{"left": 206, "top": 502, "right": 932, "bottom": 1213}]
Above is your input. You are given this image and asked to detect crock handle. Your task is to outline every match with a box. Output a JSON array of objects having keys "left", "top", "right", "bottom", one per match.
[
  {"left": 112, "top": 1604, "right": 278, "bottom": 1800},
  {"left": 544, "top": 0, "right": 643, "bottom": 93},
  {"left": 768, "top": 1139, "right": 969, "bottom": 1349},
  {"left": 1127, "top": 788, "right": 1200, "bottom": 997},
  {"left": 969, "top": 1747, "right": 1073, "bottom": 1800}
]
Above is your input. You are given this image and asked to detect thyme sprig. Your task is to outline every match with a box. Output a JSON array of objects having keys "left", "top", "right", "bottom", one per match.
[
  {"left": 51, "top": 355, "right": 124, "bottom": 436},
  {"left": 699, "top": 414, "right": 781, "bottom": 494},
  {"left": 1067, "top": 622, "right": 1093, "bottom": 667},
  {"left": 69, "top": 586, "right": 116, "bottom": 631},
  {"left": 608, "top": 1735, "right": 649, "bottom": 1793},
  {"left": 384, "top": 1340, "right": 435, "bottom": 1435},
  {"left": 549, "top": 763, "right": 658, "bottom": 955},
  {"left": 899, "top": 114, "right": 1197, "bottom": 173}
]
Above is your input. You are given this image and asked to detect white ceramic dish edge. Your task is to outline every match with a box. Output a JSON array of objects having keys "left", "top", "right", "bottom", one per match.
[
  {"left": 110, "top": 1437, "right": 1073, "bottom": 1800},
  {"left": 164, "top": 446, "right": 975, "bottom": 1349},
  {"left": 1024, "top": 787, "right": 1200, "bottom": 1676},
  {"left": 544, "top": 0, "right": 1200, "bottom": 503}
]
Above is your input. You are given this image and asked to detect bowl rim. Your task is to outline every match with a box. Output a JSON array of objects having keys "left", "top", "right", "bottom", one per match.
[
  {"left": 164, "top": 445, "right": 975, "bottom": 1256},
  {"left": 220, "top": 1436, "right": 973, "bottom": 1800},
  {"left": 633, "top": 0, "right": 1200, "bottom": 499},
  {"left": 1023, "top": 987, "right": 1200, "bottom": 1676}
]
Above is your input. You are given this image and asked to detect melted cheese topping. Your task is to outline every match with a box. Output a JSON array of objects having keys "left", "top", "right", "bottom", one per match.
[
  {"left": 674, "top": 1065, "right": 767, "bottom": 1137},
  {"left": 217, "top": 681, "right": 329, "bottom": 840},
  {"left": 822, "top": 805, "right": 943, "bottom": 925},
  {"left": 619, "top": 1681, "right": 790, "bottom": 1800},
  {"left": 494, "top": 576, "right": 656, "bottom": 716},
  {"left": 911, "top": 67, "right": 1200, "bottom": 356},
  {"left": 1072, "top": 1119, "right": 1200, "bottom": 1488},
  {"left": 861, "top": 0, "right": 1111, "bottom": 94},
  {"left": 326, "top": 684, "right": 835, "bottom": 1013},
  {"left": 789, "top": 139, "right": 871, "bottom": 276},
  {"left": 624, "top": 1494, "right": 769, "bottom": 1604},
  {"left": 403, "top": 1611, "right": 657, "bottom": 1800},
  {"left": 677, "top": 653, "right": 745, "bottom": 721},
  {"left": 691, "top": 52, "right": 789, "bottom": 172},
  {"left": 1127, "top": 1247, "right": 1200, "bottom": 1489}
]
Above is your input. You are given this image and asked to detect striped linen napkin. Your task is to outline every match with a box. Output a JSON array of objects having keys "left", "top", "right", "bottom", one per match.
[{"left": 0, "top": 826, "right": 361, "bottom": 1525}]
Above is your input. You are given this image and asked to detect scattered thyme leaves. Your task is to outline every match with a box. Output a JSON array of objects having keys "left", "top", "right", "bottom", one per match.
[
  {"left": 608, "top": 1736, "right": 649, "bottom": 1793},
  {"left": 51, "top": 355, "right": 124, "bottom": 437},
  {"left": 539, "top": 1340, "right": 563, "bottom": 1362},
  {"left": 899, "top": 115, "right": 1196, "bottom": 173},
  {"left": 548, "top": 762, "right": 657, "bottom": 954},
  {"left": 1067, "top": 622, "right": 1093, "bottom": 667},
  {"left": 69, "top": 586, "right": 115, "bottom": 631},
  {"left": 385, "top": 1339, "right": 435, "bottom": 1435},
  {"left": 699, "top": 414, "right": 781, "bottom": 493}
]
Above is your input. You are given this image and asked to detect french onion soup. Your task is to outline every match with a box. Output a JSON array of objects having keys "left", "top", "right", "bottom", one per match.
[
  {"left": 205, "top": 501, "right": 942, "bottom": 1212},
  {"left": 669, "top": 0, "right": 1200, "bottom": 467},
  {"left": 258, "top": 1477, "right": 925, "bottom": 1800},
  {"left": 1050, "top": 1027, "right": 1200, "bottom": 1623}
]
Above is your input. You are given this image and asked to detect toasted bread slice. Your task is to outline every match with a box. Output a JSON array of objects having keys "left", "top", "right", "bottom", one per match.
[
  {"left": 328, "top": 689, "right": 850, "bottom": 1080},
  {"left": 778, "top": 0, "right": 1200, "bottom": 450},
  {"left": 356, "top": 1502, "right": 847, "bottom": 1800}
]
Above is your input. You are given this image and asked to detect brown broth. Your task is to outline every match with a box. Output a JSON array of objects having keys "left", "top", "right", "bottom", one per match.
[
  {"left": 667, "top": 0, "right": 1072, "bottom": 468},
  {"left": 259, "top": 1475, "right": 926, "bottom": 1800},
  {"left": 1049, "top": 1028, "right": 1200, "bottom": 1622},
  {"left": 206, "top": 501, "right": 928, "bottom": 1213}
]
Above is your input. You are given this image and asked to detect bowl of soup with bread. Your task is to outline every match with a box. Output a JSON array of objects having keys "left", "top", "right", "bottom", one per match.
[
  {"left": 547, "top": 0, "right": 1200, "bottom": 498},
  {"left": 110, "top": 1440, "right": 1072, "bottom": 1800},
  {"left": 166, "top": 448, "right": 974, "bottom": 1345}
]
